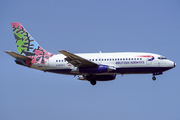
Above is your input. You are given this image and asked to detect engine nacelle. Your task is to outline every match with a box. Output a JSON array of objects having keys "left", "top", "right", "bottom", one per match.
[{"left": 79, "top": 65, "right": 109, "bottom": 74}]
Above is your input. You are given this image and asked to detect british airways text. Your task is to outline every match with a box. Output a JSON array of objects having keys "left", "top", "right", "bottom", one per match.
[{"left": 116, "top": 61, "right": 144, "bottom": 64}]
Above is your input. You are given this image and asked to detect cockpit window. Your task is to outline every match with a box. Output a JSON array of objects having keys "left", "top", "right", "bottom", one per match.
[{"left": 158, "top": 56, "right": 167, "bottom": 60}]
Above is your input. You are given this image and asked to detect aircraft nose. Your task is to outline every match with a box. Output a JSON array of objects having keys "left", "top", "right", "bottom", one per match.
[{"left": 174, "top": 62, "right": 176, "bottom": 67}]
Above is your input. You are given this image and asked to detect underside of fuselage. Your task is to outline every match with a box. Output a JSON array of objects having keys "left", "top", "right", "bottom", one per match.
[{"left": 45, "top": 67, "right": 172, "bottom": 75}]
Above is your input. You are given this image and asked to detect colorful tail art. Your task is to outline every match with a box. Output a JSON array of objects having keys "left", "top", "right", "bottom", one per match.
[{"left": 11, "top": 23, "right": 54, "bottom": 67}]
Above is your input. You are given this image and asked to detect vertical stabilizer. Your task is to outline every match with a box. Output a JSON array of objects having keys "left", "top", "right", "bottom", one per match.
[
  {"left": 11, "top": 23, "right": 54, "bottom": 67},
  {"left": 11, "top": 23, "right": 41, "bottom": 55}
]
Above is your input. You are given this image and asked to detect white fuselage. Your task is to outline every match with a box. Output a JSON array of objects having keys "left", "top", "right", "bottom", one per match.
[
  {"left": 31, "top": 52, "right": 175, "bottom": 75},
  {"left": 8, "top": 22, "right": 176, "bottom": 84}
]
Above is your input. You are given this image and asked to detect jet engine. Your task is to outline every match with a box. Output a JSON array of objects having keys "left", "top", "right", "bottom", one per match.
[
  {"left": 71, "top": 65, "right": 116, "bottom": 74},
  {"left": 79, "top": 65, "right": 109, "bottom": 73}
]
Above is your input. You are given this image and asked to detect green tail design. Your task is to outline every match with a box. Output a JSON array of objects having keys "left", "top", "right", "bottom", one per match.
[{"left": 11, "top": 23, "right": 54, "bottom": 67}]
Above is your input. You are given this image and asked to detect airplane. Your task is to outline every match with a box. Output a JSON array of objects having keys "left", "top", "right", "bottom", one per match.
[{"left": 5, "top": 23, "right": 176, "bottom": 85}]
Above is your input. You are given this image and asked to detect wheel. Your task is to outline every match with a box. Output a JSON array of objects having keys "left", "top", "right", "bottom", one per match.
[
  {"left": 152, "top": 76, "right": 156, "bottom": 81},
  {"left": 90, "top": 80, "right": 96, "bottom": 85}
]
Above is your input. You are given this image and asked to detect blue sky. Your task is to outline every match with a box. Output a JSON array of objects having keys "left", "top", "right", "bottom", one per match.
[{"left": 1, "top": 0, "right": 180, "bottom": 120}]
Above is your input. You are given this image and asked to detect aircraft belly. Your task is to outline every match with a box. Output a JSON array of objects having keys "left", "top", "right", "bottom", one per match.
[
  {"left": 110, "top": 67, "right": 173, "bottom": 74},
  {"left": 44, "top": 66, "right": 172, "bottom": 75}
]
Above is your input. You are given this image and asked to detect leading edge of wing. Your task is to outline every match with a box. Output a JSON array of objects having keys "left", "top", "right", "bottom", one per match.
[{"left": 58, "top": 50, "right": 98, "bottom": 68}]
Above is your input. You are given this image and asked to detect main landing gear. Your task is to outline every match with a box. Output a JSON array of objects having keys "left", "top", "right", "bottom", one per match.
[
  {"left": 90, "top": 80, "right": 96, "bottom": 85},
  {"left": 87, "top": 74, "right": 97, "bottom": 85}
]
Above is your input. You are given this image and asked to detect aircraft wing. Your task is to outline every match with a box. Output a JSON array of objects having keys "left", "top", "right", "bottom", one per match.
[
  {"left": 5, "top": 51, "right": 32, "bottom": 60},
  {"left": 59, "top": 50, "right": 98, "bottom": 68}
]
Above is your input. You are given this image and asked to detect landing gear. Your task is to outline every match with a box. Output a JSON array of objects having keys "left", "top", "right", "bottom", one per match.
[
  {"left": 90, "top": 80, "right": 96, "bottom": 85},
  {"left": 152, "top": 72, "right": 163, "bottom": 81},
  {"left": 152, "top": 76, "right": 156, "bottom": 81},
  {"left": 87, "top": 74, "right": 97, "bottom": 85}
]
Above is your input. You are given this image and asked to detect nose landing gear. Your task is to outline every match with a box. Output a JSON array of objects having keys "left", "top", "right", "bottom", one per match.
[
  {"left": 152, "top": 72, "right": 163, "bottom": 81},
  {"left": 152, "top": 76, "right": 156, "bottom": 81}
]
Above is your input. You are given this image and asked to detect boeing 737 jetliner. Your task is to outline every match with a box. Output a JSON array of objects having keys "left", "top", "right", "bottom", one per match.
[{"left": 5, "top": 23, "right": 176, "bottom": 85}]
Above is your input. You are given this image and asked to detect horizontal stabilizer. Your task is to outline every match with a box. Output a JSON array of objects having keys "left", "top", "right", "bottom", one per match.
[{"left": 5, "top": 51, "right": 32, "bottom": 60}]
